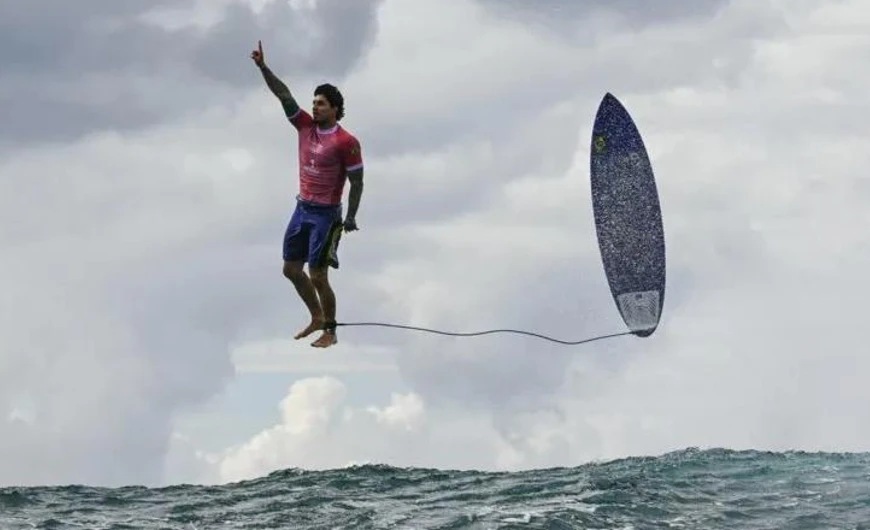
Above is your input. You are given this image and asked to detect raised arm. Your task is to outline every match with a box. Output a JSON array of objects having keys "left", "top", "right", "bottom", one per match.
[{"left": 250, "top": 40, "right": 301, "bottom": 121}]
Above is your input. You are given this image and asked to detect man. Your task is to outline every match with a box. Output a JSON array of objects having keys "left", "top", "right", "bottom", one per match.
[{"left": 250, "top": 40, "right": 364, "bottom": 349}]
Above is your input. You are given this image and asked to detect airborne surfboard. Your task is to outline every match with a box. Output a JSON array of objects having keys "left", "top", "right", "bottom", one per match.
[{"left": 590, "top": 93, "right": 666, "bottom": 337}]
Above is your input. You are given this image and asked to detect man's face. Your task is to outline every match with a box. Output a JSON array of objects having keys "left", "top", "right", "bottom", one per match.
[{"left": 312, "top": 95, "right": 335, "bottom": 124}]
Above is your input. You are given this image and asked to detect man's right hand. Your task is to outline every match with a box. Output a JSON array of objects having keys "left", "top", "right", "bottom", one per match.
[{"left": 250, "top": 40, "right": 265, "bottom": 67}]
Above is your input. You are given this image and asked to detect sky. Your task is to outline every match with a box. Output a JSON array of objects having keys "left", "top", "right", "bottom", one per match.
[{"left": 1, "top": 0, "right": 869, "bottom": 488}]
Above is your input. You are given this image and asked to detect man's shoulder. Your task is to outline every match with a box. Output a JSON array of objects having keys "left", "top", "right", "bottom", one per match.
[
  {"left": 336, "top": 125, "right": 360, "bottom": 144},
  {"left": 334, "top": 125, "right": 363, "bottom": 168},
  {"left": 289, "top": 108, "right": 314, "bottom": 131}
]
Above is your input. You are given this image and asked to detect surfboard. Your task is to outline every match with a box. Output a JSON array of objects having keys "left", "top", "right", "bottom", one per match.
[{"left": 590, "top": 93, "right": 666, "bottom": 337}]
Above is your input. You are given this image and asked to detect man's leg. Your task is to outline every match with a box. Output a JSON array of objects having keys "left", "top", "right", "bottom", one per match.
[
  {"left": 309, "top": 264, "right": 337, "bottom": 347},
  {"left": 283, "top": 204, "right": 325, "bottom": 339},
  {"left": 307, "top": 211, "right": 342, "bottom": 348},
  {"left": 283, "top": 260, "right": 325, "bottom": 339}
]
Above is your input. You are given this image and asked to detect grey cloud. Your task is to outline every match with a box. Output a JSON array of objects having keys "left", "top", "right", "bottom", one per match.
[
  {"left": 0, "top": 231, "right": 269, "bottom": 486},
  {"left": 389, "top": 252, "right": 642, "bottom": 412},
  {"left": 340, "top": 0, "right": 784, "bottom": 205},
  {"left": 308, "top": 0, "right": 384, "bottom": 77},
  {"left": 0, "top": 0, "right": 383, "bottom": 148},
  {"left": 191, "top": 0, "right": 382, "bottom": 87},
  {"left": 0, "top": 0, "right": 190, "bottom": 75},
  {"left": 0, "top": 269, "right": 181, "bottom": 486},
  {"left": 475, "top": 0, "right": 728, "bottom": 29}
]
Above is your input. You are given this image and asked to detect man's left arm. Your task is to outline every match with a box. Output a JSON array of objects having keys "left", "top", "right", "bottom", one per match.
[
  {"left": 345, "top": 167, "right": 363, "bottom": 228},
  {"left": 342, "top": 137, "right": 364, "bottom": 230}
]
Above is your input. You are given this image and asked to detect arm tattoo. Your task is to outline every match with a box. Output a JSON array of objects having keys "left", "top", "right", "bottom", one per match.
[
  {"left": 346, "top": 168, "right": 364, "bottom": 220},
  {"left": 259, "top": 64, "right": 299, "bottom": 118}
]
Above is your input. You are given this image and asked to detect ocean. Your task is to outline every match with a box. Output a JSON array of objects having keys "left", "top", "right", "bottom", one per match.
[{"left": 2, "top": 448, "right": 869, "bottom": 529}]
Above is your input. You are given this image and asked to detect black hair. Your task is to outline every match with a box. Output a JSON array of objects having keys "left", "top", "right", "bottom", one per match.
[{"left": 314, "top": 83, "right": 345, "bottom": 120}]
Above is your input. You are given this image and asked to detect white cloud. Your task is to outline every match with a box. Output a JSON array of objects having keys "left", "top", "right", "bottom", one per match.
[{"left": 215, "top": 376, "right": 524, "bottom": 483}]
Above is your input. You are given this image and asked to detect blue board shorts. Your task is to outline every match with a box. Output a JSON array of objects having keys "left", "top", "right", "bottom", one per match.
[{"left": 283, "top": 198, "right": 343, "bottom": 269}]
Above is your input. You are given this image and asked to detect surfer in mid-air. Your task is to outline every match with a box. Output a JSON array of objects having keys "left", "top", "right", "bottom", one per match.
[{"left": 251, "top": 40, "right": 364, "bottom": 348}]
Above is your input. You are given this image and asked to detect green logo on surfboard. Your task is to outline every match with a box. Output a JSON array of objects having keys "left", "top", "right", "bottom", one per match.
[{"left": 593, "top": 135, "right": 606, "bottom": 153}]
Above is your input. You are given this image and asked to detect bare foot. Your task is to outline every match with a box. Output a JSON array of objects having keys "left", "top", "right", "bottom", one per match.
[
  {"left": 311, "top": 331, "right": 337, "bottom": 348},
  {"left": 295, "top": 317, "right": 324, "bottom": 339}
]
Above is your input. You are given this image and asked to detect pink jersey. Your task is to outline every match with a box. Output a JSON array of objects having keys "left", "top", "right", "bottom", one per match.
[{"left": 288, "top": 108, "right": 363, "bottom": 205}]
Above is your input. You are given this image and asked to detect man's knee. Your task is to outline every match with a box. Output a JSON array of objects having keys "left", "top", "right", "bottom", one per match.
[
  {"left": 309, "top": 266, "right": 329, "bottom": 290},
  {"left": 283, "top": 261, "right": 305, "bottom": 282}
]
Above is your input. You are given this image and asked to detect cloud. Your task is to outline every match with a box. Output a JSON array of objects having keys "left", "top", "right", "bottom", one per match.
[
  {"left": 216, "top": 376, "right": 523, "bottom": 483},
  {"left": 0, "top": 0, "right": 382, "bottom": 149},
  {"left": 204, "top": 0, "right": 870, "bottom": 482},
  {"left": 473, "top": 0, "right": 729, "bottom": 33}
]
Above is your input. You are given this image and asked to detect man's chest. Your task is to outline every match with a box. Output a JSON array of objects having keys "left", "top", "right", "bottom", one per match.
[{"left": 301, "top": 134, "right": 343, "bottom": 169}]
